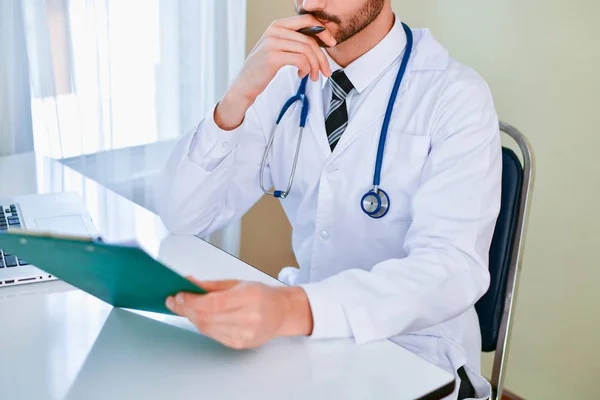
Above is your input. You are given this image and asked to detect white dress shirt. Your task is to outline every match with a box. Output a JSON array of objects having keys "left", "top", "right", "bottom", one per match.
[
  {"left": 156, "top": 17, "right": 501, "bottom": 400},
  {"left": 321, "top": 27, "right": 407, "bottom": 118}
]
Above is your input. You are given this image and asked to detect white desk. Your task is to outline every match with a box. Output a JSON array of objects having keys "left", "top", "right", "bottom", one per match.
[{"left": 0, "top": 152, "right": 455, "bottom": 400}]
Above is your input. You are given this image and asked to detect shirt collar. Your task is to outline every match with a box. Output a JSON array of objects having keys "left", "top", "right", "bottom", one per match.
[{"left": 322, "top": 15, "right": 407, "bottom": 94}]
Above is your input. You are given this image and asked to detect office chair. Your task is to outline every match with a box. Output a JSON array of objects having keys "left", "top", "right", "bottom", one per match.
[{"left": 475, "top": 122, "right": 535, "bottom": 400}]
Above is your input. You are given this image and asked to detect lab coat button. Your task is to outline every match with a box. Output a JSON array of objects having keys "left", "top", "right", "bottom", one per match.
[
  {"left": 326, "top": 165, "right": 336, "bottom": 174},
  {"left": 319, "top": 230, "right": 329, "bottom": 240},
  {"left": 222, "top": 141, "right": 229, "bottom": 148}
]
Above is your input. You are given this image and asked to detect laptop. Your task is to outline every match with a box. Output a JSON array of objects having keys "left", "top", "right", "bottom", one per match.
[{"left": 0, "top": 192, "right": 97, "bottom": 287}]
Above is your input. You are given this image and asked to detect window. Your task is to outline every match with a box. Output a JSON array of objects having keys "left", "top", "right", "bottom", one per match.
[{"left": 27, "top": 0, "right": 165, "bottom": 157}]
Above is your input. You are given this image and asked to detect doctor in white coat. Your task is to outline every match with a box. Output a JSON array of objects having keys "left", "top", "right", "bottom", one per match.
[{"left": 157, "top": 1, "right": 501, "bottom": 399}]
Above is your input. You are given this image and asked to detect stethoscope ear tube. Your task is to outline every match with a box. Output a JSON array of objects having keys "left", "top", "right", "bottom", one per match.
[
  {"left": 276, "top": 76, "right": 309, "bottom": 124},
  {"left": 262, "top": 77, "right": 310, "bottom": 199},
  {"left": 260, "top": 126, "right": 306, "bottom": 199}
]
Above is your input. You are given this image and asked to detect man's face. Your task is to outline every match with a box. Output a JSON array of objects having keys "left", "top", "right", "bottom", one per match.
[{"left": 295, "top": 0, "right": 385, "bottom": 45}]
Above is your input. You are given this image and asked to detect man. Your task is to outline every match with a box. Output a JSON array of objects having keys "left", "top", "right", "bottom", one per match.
[{"left": 157, "top": 1, "right": 501, "bottom": 399}]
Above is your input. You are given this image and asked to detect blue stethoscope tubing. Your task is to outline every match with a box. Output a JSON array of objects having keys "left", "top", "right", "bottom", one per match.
[
  {"left": 260, "top": 22, "right": 414, "bottom": 219},
  {"left": 259, "top": 75, "right": 310, "bottom": 199}
]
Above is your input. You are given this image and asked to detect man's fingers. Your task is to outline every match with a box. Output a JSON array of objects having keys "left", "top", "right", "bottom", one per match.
[
  {"left": 166, "top": 294, "right": 191, "bottom": 317},
  {"left": 166, "top": 289, "right": 246, "bottom": 320},
  {"left": 266, "top": 26, "right": 332, "bottom": 77},
  {"left": 198, "top": 318, "right": 261, "bottom": 350},
  {"left": 264, "top": 37, "right": 321, "bottom": 81},
  {"left": 276, "top": 52, "right": 311, "bottom": 79},
  {"left": 272, "top": 15, "right": 337, "bottom": 47},
  {"left": 166, "top": 291, "right": 209, "bottom": 318},
  {"left": 186, "top": 276, "right": 204, "bottom": 287},
  {"left": 166, "top": 282, "right": 278, "bottom": 350},
  {"left": 187, "top": 278, "right": 240, "bottom": 292},
  {"left": 177, "top": 304, "right": 262, "bottom": 349}
]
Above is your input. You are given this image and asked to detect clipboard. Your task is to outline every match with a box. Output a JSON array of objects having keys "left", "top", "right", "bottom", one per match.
[{"left": 0, "top": 230, "right": 206, "bottom": 314}]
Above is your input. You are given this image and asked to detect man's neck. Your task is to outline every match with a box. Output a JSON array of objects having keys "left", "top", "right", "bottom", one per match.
[{"left": 326, "top": 8, "right": 395, "bottom": 68}]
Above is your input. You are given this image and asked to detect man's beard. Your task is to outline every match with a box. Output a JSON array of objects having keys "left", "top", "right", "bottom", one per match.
[{"left": 297, "top": 0, "right": 385, "bottom": 45}]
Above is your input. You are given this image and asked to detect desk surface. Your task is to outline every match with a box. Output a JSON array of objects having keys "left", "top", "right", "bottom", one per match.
[{"left": 0, "top": 152, "right": 455, "bottom": 400}]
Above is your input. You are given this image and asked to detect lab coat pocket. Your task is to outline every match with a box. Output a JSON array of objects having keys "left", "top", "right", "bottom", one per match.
[{"left": 395, "top": 132, "right": 431, "bottom": 156}]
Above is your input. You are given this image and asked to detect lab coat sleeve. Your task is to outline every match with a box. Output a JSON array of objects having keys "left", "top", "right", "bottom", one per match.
[
  {"left": 301, "top": 77, "right": 502, "bottom": 344},
  {"left": 155, "top": 102, "right": 271, "bottom": 236}
]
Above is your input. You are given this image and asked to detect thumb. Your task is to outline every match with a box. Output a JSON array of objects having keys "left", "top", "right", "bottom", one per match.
[{"left": 186, "top": 277, "right": 241, "bottom": 292}]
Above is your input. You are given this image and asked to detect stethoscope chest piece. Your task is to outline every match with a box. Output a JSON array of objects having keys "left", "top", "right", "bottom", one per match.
[{"left": 361, "top": 188, "right": 390, "bottom": 219}]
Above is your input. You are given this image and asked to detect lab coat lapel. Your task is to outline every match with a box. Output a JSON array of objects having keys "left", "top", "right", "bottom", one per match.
[
  {"left": 331, "top": 74, "right": 411, "bottom": 159},
  {"left": 305, "top": 78, "right": 332, "bottom": 158}
]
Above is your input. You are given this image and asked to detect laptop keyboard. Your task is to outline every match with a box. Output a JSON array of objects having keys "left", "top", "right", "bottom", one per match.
[
  {"left": 0, "top": 204, "right": 29, "bottom": 269},
  {"left": 0, "top": 204, "right": 21, "bottom": 230}
]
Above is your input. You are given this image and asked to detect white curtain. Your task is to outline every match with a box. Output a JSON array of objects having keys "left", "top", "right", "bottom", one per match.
[
  {"left": 2, "top": 0, "right": 247, "bottom": 255},
  {"left": 0, "top": 0, "right": 35, "bottom": 156},
  {"left": 21, "top": 0, "right": 246, "bottom": 157}
]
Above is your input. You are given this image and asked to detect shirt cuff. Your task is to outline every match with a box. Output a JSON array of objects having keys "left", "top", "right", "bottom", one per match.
[
  {"left": 301, "top": 280, "right": 353, "bottom": 340},
  {"left": 188, "top": 103, "right": 243, "bottom": 165}
]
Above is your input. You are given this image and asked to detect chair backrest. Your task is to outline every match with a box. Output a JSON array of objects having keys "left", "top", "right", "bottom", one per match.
[
  {"left": 476, "top": 147, "right": 523, "bottom": 351},
  {"left": 475, "top": 122, "right": 534, "bottom": 400}
]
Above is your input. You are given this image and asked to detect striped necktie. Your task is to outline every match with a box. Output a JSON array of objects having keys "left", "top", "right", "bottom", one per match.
[{"left": 325, "top": 70, "right": 355, "bottom": 151}]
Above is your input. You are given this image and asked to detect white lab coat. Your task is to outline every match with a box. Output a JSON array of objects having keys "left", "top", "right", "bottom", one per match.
[{"left": 157, "top": 22, "right": 501, "bottom": 400}]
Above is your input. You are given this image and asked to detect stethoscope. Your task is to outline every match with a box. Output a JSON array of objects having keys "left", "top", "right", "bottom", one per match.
[{"left": 260, "top": 22, "right": 414, "bottom": 219}]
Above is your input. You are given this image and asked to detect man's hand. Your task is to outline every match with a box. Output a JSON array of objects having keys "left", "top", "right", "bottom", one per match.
[
  {"left": 166, "top": 277, "right": 314, "bottom": 349},
  {"left": 215, "top": 15, "right": 337, "bottom": 130}
]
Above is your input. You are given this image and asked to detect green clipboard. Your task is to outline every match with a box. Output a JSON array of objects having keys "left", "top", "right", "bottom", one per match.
[{"left": 0, "top": 230, "right": 205, "bottom": 314}]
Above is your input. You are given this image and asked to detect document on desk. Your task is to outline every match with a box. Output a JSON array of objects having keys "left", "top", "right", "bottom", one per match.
[{"left": 0, "top": 230, "right": 205, "bottom": 314}]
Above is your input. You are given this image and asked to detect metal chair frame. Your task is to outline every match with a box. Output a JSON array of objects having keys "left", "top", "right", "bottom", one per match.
[{"left": 488, "top": 122, "right": 535, "bottom": 400}]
